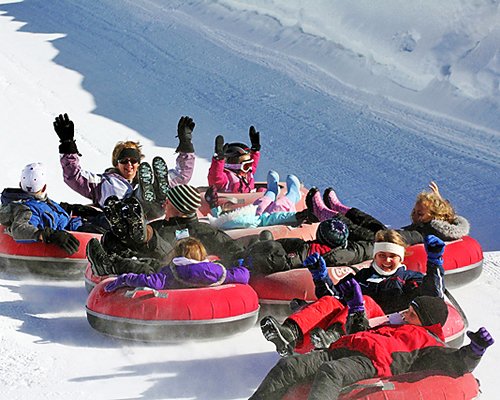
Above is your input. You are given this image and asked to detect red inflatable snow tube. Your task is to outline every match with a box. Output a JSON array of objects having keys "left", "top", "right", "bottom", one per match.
[
  {"left": 282, "top": 370, "right": 480, "bottom": 400},
  {"left": 404, "top": 236, "right": 483, "bottom": 288},
  {"left": 0, "top": 225, "right": 100, "bottom": 278},
  {"left": 86, "top": 279, "right": 260, "bottom": 341}
]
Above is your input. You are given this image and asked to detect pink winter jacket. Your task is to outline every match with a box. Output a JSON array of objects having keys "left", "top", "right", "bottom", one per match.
[{"left": 207, "top": 151, "right": 260, "bottom": 193}]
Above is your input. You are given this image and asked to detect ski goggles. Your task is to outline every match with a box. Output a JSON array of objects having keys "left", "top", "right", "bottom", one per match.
[
  {"left": 225, "top": 159, "right": 253, "bottom": 173},
  {"left": 118, "top": 158, "right": 140, "bottom": 165}
]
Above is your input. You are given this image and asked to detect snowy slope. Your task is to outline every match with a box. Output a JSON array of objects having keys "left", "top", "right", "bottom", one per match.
[{"left": 0, "top": 1, "right": 499, "bottom": 399}]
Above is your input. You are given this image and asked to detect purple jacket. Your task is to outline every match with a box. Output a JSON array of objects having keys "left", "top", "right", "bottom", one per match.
[
  {"left": 107, "top": 257, "right": 250, "bottom": 291},
  {"left": 60, "top": 152, "right": 195, "bottom": 207}
]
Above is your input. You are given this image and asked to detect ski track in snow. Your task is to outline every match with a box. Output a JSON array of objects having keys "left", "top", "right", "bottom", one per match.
[{"left": 1, "top": 0, "right": 497, "bottom": 250}]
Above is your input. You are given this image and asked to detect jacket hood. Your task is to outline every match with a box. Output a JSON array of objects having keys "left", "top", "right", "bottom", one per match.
[{"left": 430, "top": 215, "right": 470, "bottom": 240}]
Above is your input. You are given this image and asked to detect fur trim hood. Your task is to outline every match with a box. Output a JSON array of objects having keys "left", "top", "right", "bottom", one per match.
[{"left": 430, "top": 215, "right": 470, "bottom": 240}]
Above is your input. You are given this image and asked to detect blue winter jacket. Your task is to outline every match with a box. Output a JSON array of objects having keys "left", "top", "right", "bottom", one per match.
[{"left": 0, "top": 188, "right": 82, "bottom": 242}]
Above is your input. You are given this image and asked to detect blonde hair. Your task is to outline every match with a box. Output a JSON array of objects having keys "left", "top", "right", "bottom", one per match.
[
  {"left": 172, "top": 237, "right": 207, "bottom": 261},
  {"left": 374, "top": 229, "right": 407, "bottom": 248},
  {"left": 111, "top": 141, "right": 144, "bottom": 167},
  {"left": 413, "top": 192, "right": 455, "bottom": 222}
]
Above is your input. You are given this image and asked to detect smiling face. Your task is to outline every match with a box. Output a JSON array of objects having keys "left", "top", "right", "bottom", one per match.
[
  {"left": 411, "top": 200, "right": 433, "bottom": 224},
  {"left": 374, "top": 251, "right": 402, "bottom": 272},
  {"left": 401, "top": 305, "right": 422, "bottom": 326},
  {"left": 117, "top": 158, "right": 139, "bottom": 181}
]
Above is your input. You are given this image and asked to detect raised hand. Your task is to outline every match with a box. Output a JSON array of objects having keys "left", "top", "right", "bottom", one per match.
[
  {"left": 214, "top": 135, "right": 225, "bottom": 160},
  {"left": 336, "top": 276, "right": 364, "bottom": 313},
  {"left": 424, "top": 234, "right": 445, "bottom": 264},
  {"left": 53, "top": 113, "right": 74, "bottom": 142},
  {"left": 304, "top": 252, "right": 327, "bottom": 281},
  {"left": 467, "top": 327, "right": 494, "bottom": 356},
  {"left": 176, "top": 115, "right": 195, "bottom": 153},
  {"left": 249, "top": 126, "right": 260, "bottom": 151}
]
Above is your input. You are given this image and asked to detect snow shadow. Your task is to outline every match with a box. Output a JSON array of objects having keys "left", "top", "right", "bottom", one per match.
[
  {"left": 1, "top": 1, "right": 499, "bottom": 251},
  {"left": 0, "top": 281, "right": 123, "bottom": 348},
  {"left": 70, "top": 351, "right": 277, "bottom": 399}
]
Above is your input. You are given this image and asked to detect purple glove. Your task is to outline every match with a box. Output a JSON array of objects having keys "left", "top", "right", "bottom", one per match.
[
  {"left": 467, "top": 327, "right": 494, "bottom": 356},
  {"left": 104, "top": 275, "right": 127, "bottom": 292},
  {"left": 336, "top": 276, "right": 364, "bottom": 313},
  {"left": 304, "top": 252, "right": 328, "bottom": 281}
]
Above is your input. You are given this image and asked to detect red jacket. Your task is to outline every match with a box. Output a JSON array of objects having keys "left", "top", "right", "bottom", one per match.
[
  {"left": 329, "top": 323, "right": 445, "bottom": 377},
  {"left": 207, "top": 151, "right": 260, "bottom": 193}
]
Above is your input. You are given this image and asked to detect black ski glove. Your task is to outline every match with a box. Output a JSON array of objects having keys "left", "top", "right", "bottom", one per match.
[
  {"left": 40, "top": 227, "right": 80, "bottom": 255},
  {"left": 249, "top": 126, "right": 260, "bottom": 152},
  {"left": 214, "top": 135, "right": 225, "bottom": 160},
  {"left": 53, "top": 113, "right": 80, "bottom": 155},
  {"left": 59, "top": 202, "right": 102, "bottom": 218},
  {"left": 176, "top": 115, "right": 195, "bottom": 153}
]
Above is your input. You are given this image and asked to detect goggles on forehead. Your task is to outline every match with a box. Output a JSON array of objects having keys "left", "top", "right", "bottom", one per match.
[{"left": 225, "top": 158, "right": 253, "bottom": 173}]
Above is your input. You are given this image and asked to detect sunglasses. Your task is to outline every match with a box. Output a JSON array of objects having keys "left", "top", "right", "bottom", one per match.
[{"left": 118, "top": 158, "right": 139, "bottom": 165}]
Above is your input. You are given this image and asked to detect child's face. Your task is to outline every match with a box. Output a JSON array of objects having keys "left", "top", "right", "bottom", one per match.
[
  {"left": 374, "top": 251, "right": 402, "bottom": 272},
  {"left": 401, "top": 306, "right": 422, "bottom": 326},
  {"left": 411, "top": 201, "right": 433, "bottom": 224}
]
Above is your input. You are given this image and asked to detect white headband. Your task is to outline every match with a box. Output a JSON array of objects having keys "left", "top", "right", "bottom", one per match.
[{"left": 373, "top": 242, "right": 405, "bottom": 261}]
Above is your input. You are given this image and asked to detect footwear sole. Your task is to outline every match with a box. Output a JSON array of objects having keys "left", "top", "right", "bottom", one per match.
[
  {"left": 103, "top": 198, "right": 128, "bottom": 238},
  {"left": 152, "top": 156, "right": 169, "bottom": 202},
  {"left": 138, "top": 162, "right": 156, "bottom": 203},
  {"left": 260, "top": 318, "right": 293, "bottom": 357},
  {"left": 122, "top": 199, "right": 147, "bottom": 243}
]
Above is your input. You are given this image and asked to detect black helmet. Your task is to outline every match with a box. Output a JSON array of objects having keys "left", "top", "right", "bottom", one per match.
[{"left": 223, "top": 142, "right": 251, "bottom": 162}]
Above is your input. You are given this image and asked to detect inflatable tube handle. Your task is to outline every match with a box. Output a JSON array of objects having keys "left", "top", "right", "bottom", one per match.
[
  {"left": 342, "top": 381, "right": 395, "bottom": 393},
  {"left": 218, "top": 196, "right": 245, "bottom": 205},
  {"left": 124, "top": 287, "right": 168, "bottom": 299}
]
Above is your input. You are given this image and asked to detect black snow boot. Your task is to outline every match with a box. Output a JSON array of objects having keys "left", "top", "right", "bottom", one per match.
[
  {"left": 260, "top": 316, "right": 301, "bottom": 357},
  {"left": 152, "top": 156, "right": 170, "bottom": 203},
  {"left": 304, "top": 187, "right": 320, "bottom": 223},
  {"left": 289, "top": 298, "right": 309, "bottom": 313},
  {"left": 86, "top": 238, "right": 117, "bottom": 276},
  {"left": 103, "top": 196, "right": 128, "bottom": 239},
  {"left": 121, "top": 197, "right": 148, "bottom": 245},
  {"left": 138, "top": 161, "right": 156, "bottom": 203},
  {"left": 310, "top": 322, "right": 344, "bottom": 349}
]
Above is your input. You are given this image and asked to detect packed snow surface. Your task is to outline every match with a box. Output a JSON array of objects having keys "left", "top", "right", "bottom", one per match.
[{"left": 0, "top": 1, "right": 499, "bottom": 399}]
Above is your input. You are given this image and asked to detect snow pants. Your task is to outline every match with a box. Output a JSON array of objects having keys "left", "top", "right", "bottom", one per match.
[
  {"left": 249, "top": 349, "right": 376, "bottom": 400},
  {"left": 288, "top": 295, "right": 385, "bottom": 353}
]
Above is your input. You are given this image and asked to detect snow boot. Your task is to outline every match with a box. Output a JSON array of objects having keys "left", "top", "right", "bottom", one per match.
[
  {"left": 260, "top": 316, "right": 300, "bottom": 357},
  {"left": 121, "top": 197, "right": 148, "bottom": 244},
  {"left": 310, "top": 323, "right": 344, "bottom": 349},
  {"left": 266, "top": 170, "right": 280, "bottom": 200},
  {"left": 306, "top": 187, "right": 337, "bottom": 222},
  {"left": 138, "top": 161, "right": 156, "bottom": 203},
  {"left": 289, "top": 298, "right": 309, "bottom": 313},
  {"left": 152, "top": 156, "right": 170, "bottom": 203},
  {"left": 86, "top": 238, "right": 117, "bottom": 276},
  {"left": 323, "top": 187, "right": 351, "bottom": 215},
  {"left": 103, "top": 196, "right": 128, "bottom": 239},
  {"left": 285, "top": 174, "right": 301, "bottom": 204}
]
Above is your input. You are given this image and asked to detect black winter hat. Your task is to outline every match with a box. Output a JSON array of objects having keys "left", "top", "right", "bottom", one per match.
[
  {"left": 410, "top": 296, "right": 449, "bottom": 327},
  {"left": 316, "top": 218, "right": 349, "bottom": 249}
]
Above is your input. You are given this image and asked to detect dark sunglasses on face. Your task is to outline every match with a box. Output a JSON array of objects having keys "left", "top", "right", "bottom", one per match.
[{"left": 118, "top": 158, "right": 139, "bottom": 165}]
